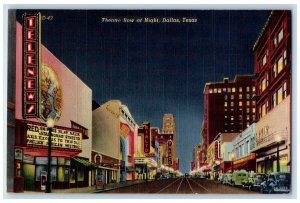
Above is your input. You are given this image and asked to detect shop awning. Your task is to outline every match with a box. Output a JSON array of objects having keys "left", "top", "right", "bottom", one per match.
[
  {"left": 72, "top": 157, "right": 97, "bottom": 168},
  {"left": 126, "top": 166, "right": 136, "bottom": 172}
]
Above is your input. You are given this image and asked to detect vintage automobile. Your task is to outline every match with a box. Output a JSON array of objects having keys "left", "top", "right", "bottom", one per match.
[
  {"left": 260, "top": 172, "right": 291, "bottom": 194},
  {"left": 217, "top": 173, "right": 225, "bottom": 183},
  {"left": 222, "top": 173, "right": 233, "bottom": 185},
  {"left": 232, "top": 170, "right": 249, "bottom": 186},
  {"left": 242, "top": 173, "right": 267, "bottom": 190}
]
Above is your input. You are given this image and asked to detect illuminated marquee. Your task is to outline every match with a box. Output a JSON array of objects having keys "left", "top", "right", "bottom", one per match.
[
  {"left": 22, "top": 13, "right": 41, "bottom": 118},
  {"left": 26, "top": 122, "right": 82, "bottom": 151}
]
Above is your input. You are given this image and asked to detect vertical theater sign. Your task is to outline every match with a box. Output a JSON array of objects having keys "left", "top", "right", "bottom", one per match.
[{"left": 22, "top": 13, "right": 41, "bottom": 118}]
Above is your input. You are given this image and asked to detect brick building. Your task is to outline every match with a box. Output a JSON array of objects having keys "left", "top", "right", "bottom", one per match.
[{"left": 202, "top": 75, "right": 256, "bottom": 154}]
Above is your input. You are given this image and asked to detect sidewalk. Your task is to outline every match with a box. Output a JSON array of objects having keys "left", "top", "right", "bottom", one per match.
[{"left": 23, "top": 179, "right": 147, "bottom": 194}]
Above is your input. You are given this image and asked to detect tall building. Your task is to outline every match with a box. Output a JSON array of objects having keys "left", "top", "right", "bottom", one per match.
[
  {"left": 203, "top": 76, "right": 256, "bottom": 151},
  {"left": 162, "top": 114, "right": 177, "bottom": 169},
  {"left": 252, "top": 10, "right": 291, "bottom": 174}
]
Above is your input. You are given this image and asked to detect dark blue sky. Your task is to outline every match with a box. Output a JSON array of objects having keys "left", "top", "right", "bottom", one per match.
[{"left": 18, "top": 10, "right": 270, "bottom": 173}]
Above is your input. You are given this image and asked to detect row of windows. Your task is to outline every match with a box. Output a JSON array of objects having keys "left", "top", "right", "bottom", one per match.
[
  {"left": 209, "top": 86, "right": 255, "bottom": 94},
  {"left": 120, "top": 109, "right": 135, "bottom": 128},
  {"left": 259, "top": 82, "right": 288, "bottom": 118},
  {"left": 259, "top": 49, "right": 288, "bottom": 94},
  {"left": 261, "top": 28, "right": 284, "bottom": 68},
  {"left": 224, "top": 100, "right": 255, "bottom": 107},
  {"left": 224, "top": 94, "right": 254, "bottom": 100},
  {"left": 224, "top": 114, "right": 255, "bottom": 121}
]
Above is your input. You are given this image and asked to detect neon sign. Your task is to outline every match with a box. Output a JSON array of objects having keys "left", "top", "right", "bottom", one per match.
[
  {"left": 143, "top": 123, "right": 150, "bottom": 153},
  {"left": 22, "top": 13, "right": 41, "bottom": 118}
]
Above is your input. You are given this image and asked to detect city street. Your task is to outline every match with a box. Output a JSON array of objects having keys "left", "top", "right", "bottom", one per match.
[{"left": 100, "top": 178, "right": 259, "bottom": 194}]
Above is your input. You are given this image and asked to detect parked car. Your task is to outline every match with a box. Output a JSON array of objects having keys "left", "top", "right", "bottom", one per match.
[
  {"left": 232, "top": 170, "right": 249, "bottom": 186},
  {"left": 222, "top": 173, "right": 233, "bottom": 185},
  {"left": 242, "top": 173, "right": 267, "bottom": 190},
  {"left": 218, "top": 173, "right": 225, "bottom": 183},
  {"left": 260, "top": 172, "right": 291, "bottom": 194}
]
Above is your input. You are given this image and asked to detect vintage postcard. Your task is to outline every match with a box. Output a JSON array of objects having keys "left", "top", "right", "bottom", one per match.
[{"left": 5, "top": 7, "right": 294, "bottom": 197}]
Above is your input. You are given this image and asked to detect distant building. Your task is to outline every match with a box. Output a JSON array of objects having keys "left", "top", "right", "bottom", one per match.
[
  {"left": 232, "top": 123, "right": 256, "bottom": 172},
  {"left": 92, "top": 100, "right": 137, "bottom": 183},
  {"left": 162, "top": 114, "right": 178, "bottom": 169},
  {"left": 252, "top": 10, "right": 291, "bottom": 174},
  {"left": 203, "top": 76, "right": 256, "bottom": 154}
]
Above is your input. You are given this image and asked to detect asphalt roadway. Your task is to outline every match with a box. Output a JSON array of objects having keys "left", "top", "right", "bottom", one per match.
[{"left": 101, "top": 177, "right": 260, "bottom": 194}]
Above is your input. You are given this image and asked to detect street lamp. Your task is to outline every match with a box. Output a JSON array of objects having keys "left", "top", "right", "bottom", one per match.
[
  {"left": 231, "top": 152, "right": 235, "bottom": 173},
  {"left": 275, "top": 134, "right": 281, "bottom": 172},
  {"left": 46, "top": 117, "right": 55, "bottom": 193}
]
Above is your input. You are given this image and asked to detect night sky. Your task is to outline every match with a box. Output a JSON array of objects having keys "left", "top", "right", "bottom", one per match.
[{"left": 17, "top": 10, "right": 270, "bottom": 173}]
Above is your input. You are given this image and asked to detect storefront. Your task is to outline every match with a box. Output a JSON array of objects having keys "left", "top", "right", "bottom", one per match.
[
  {"left": 14, "top": 120, "right": 95, "bottom": 191},
  {"left": 252, "top": 96, "right": 291, "bottom": 174},
  {"left": 91, "top": 151, "right": 119, "bottom": 185}
]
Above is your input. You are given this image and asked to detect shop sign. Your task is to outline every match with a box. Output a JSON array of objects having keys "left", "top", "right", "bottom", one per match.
[
  {"left": 94, "top": 154, "right": 102, "bottom": 164},
  {"left": 23, "top": 154, "right": 34, "bottom": 164},
  {"left": 22, "top": 13, "right": 41, "bottom": 119},
  {"left": 15, "top": 149, "right": 23, "bottom": 160},
  {"left": 26, "top": 123, "right": 82, "bottom": 151},
  {"left": 143, "top": 123, "right": 150, "bottom": 153}
]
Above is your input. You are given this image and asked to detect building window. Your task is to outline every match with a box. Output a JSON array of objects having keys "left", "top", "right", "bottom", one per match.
[
  {"left": 246, "top": 101, "right": 250, "bottom": 106},
  {"left": 277, "top": 87, "right": 283, "bottom": 104},
  {"left": 278, "top": 29, "right": 283, "bottom": 43},
  {"left": 246, "top": 86, "right": 250, "bottom": 92},
  {"left": 278, "top": 56, "right": 283, "bottom": 74},
  {"left": 224, "top": 115, "right": 227, "bottom": 119},
  {"left": 262, "top": 103, "right": 266, "bottom": 117},
  {"left": 246, "top": 108, "right": 250, "bottom": 113},
  {"left": 231, "top": 95, "right": 234, "bottom": 100},
  {"left": 283, "top": 82, "right": 287, "bottom": 99},
  {"left": 231, "top": 102, "right": 234, "bottom": 107},
  {"left": 252, "top": 86, "right": 256, "bottom": 92},
  {"left": 273, "top": 63, "right": 277, "bottom": 79},
  {"left": 252, "top": 108, "right": 256, "bottom": 113},
  {"left": 232, "top": 87, "right": 236, "bottom": 93},
  {"left": 223, "top": 88, "right": 227, "bottom": 92},
  {"left": 231, "top": 116, "right": 234, "bottom": 121},
  {"left": 252, "top": 115, "right": 256, "bottom": 121},
  {"left": 239, "top": 101, "right": 242, "bottom": 107},
  {"left": 239, "top": 94, "right": 242, "bottom": 99},
  {"left": 218, "top": 88, "right": 222, "bottom": 93},
  {"left": 246, "top": 94, "right": 250, "bottom": 99},
  {"left": 227, "top": 88, "right": 231, "bottom": 93},
  {"left": 273, "top": 92, "right": 277, "bottom": 108},
  {"left": 273, "top": 37, "right": 277, "bottom": 47},
  {"left": 247, "top": 115, "right": 250, "bottom": 120},
  {"left": 209, "top": 89, "right": 213, "bottom": 94},
  {"left": 284, "top": 50, "right": 287, "bottom": 66},
  {"left": 263, "top": 54, "right": 267, "bottom": 66},
  {"left": 252, "top": 101, "right": 256, "bottom": 106},
  {"left": 225, "top": 95, "right": 228, "bottom": 100},
  {"left": 261, "top": 78, "right": 266, "bottom": 92},
  {"left": 266, "top": 101, "right": 269, "bottom": 112},
  {"left": 239, "top": 115, "right": 242, "bottom": 120},
  {"left": 71, "top": 121, "right": 89, "bottom": 139},
  {"left": 224, "top": 102, "right": 228, "bottom": 107},
  {"left": 239, "top": 87, "right": 243, "bottom": 92},
  {"left": 214, "top": 88, "right": 217, "bottom": 93}
]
